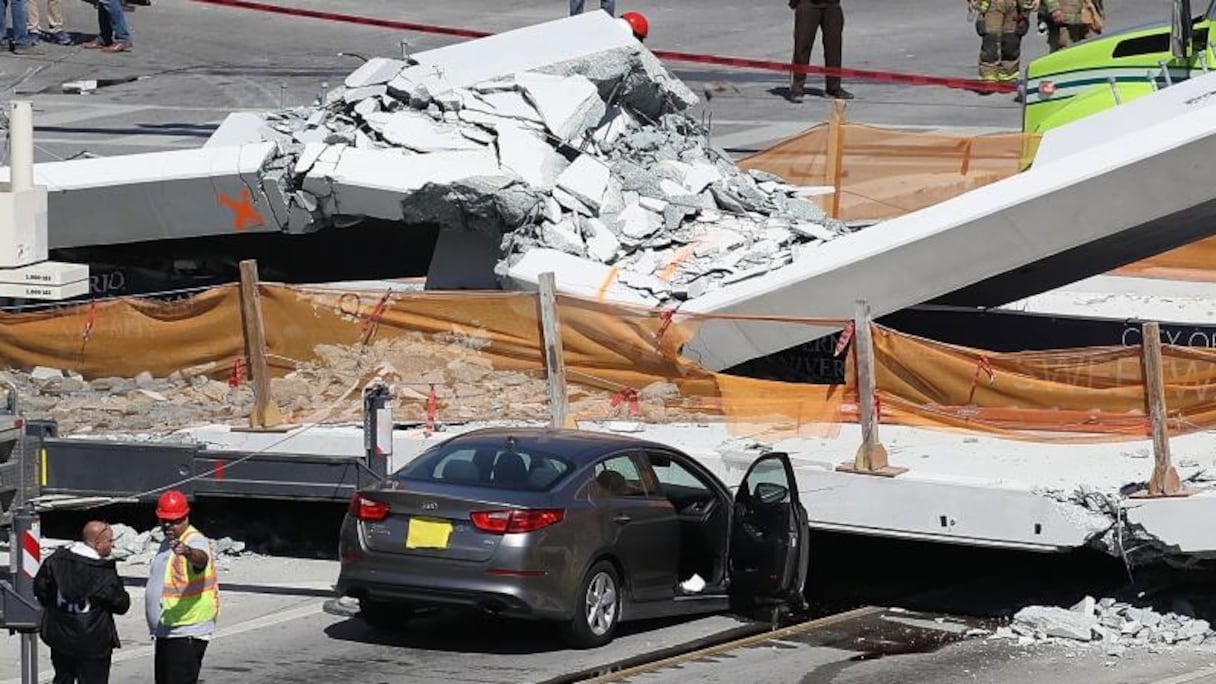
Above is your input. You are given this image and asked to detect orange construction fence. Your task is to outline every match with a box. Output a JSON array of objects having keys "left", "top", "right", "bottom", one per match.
[
  {"left": 738, "top": 118, "right": 1038, "bottom": 222},
  {"left": 6, "top": 284, "right": 1216, "bottom": 444}
]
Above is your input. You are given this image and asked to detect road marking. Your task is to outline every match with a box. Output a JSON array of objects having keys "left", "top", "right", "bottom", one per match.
[
  {"left": 0, "top": 601, "right": 325, "bottom": 684},
  {"left": 1149, "top": 665, "right": 1216, "bottom": 684}
]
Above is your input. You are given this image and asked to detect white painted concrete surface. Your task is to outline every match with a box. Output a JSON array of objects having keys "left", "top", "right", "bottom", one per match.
[
  {"left": 93, "top": 419, "right": 1216, "bottom": 556},
  {"left": 678, "top": 70, "right": 1216, "bottom": 370}
]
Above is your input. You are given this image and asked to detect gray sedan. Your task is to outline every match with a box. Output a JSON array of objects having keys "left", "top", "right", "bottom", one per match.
[{"left": 336, "top": 427, "right": 809, "bottom": 648}]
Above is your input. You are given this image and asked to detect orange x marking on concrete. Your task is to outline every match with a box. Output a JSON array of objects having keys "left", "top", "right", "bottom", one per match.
[{"left": 218, "top": 188, "right": 265, "bottom": 231}]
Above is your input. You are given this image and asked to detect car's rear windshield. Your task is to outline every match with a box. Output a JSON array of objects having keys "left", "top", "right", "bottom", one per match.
[{"left": 393, "top": 440, "right": 573, "bottom": 491}]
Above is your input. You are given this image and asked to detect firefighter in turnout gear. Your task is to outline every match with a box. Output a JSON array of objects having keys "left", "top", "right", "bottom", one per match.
[
  {"left": 1042, "top": 0, "right": 1103, "bottom": 52},
  {"left": 973, "top": 0, "right": 1039, "bottom": 84}
]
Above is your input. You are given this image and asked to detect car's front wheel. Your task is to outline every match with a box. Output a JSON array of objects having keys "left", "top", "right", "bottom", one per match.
[
  {"left": 359, "top": 599, "right": 413, "bottom": 631},
  {"left": 560, "top": 560, "right": 620, "bottom": 648}
]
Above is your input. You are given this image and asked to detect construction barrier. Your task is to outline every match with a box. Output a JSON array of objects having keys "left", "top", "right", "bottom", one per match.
[
  {"left": 739, "top": 118, "right": 1038, "bottom": 222},
  {"left": 7, "top": 283, "right": 1216, "bottom": 444}
]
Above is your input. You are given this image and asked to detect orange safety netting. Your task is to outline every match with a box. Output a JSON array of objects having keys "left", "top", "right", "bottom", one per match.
[
  {"left": 9, "top": 285, "right": 1216, "bottom": 443},
  {"left": 1112, "top": 236, "right": 1216, "bottom": 282},
  {"left": 738, "top": 121, "right": 1039, "bottom": 222},
  {"left": 0, "top": 285, "right": 845, "bottom": 439},
  {"left": 868, "top": 325, "right": 1216, "bottom": 443}
]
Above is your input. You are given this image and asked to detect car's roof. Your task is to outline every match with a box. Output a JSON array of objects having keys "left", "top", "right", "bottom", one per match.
[{"left": 441, "top": 427, "right": 675, "bottom": 465}]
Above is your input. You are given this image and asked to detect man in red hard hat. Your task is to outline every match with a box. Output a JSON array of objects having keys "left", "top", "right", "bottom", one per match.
[
  {"left": 619, "top": 11, "right": 648, "bottom": 41},
  {"left": 145, "top": 490, "right": 220, "bottom": 684}
]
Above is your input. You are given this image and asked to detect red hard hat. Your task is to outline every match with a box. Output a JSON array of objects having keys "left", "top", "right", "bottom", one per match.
[
  {"left": 156, "top": 490, "right": 190, "bottom": 520},
  {"left": 621, "top": 11, "right": 649, "bottom": 40}
]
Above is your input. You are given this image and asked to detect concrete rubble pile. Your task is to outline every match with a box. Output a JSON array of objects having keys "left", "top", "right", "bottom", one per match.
[
  {"left": 5, "top": 332, "right": 694, "bottom": 434},
  {"left": 40, "top": 523, "right": 250, "bottom": 569},
  {"left": 994, "top": 596, "right": 1216, "bottom": 656},
  {"left": 222, "top": 40, "right": 847, "bottom": 304}
]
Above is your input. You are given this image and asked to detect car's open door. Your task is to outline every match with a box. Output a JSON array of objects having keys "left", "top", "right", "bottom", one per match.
[{"left": 727, "top": 452, "right": 809, "bottom": 620}]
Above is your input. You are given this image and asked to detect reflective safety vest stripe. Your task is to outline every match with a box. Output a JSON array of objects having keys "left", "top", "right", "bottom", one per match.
[{"left": 160, "top": 526, "right": 220, "bottom": 628}]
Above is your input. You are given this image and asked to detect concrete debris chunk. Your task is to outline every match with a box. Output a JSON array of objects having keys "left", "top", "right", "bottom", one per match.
[
  {"left": 515, "top": 71, "right": 606, "bottom": 142},
  {"left": 345, "top": 56, "right": 411, "bottom": 89},
  {"left": 1013, "top": 606, "right": 1097, "bottom": 642},
  {"left": 556, "top": 155, "right": 611, "bottom": 213},
  {"left": 200, "top": 15, "right": 848, "bottom": 307},
  {"left": 381, "top": 111, "right": 485, "bottom": 152}
]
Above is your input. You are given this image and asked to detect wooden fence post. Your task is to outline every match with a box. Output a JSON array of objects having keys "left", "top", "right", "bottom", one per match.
[
  {"left": 537, "top": 272, "right": 570, "bottom": 429},
  {"left": 825, "top": 99, "right": 847, "bottom": 219},
  {"left": 838, "top": 300, "right": 905, "bottom": 477},
  {"left": 238, "top": 260, "right": 283, "bottom": 430},
  {"left": 1134, "top": 321, "right": 1189, "bottom": 498}
]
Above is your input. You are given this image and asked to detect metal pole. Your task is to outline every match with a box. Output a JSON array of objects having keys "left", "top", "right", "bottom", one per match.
[
  {"left": 8, "top": 102, "right": 32, "bottom": 193},
  {"left": 362, "top": 379, "right": 392, "bottom": 478},
  {"left": 1107, "top": 76, "right": 1122, "bottom": 105},
  {"left": 12, "top": 505, "right": 40, "bottom": 684}
]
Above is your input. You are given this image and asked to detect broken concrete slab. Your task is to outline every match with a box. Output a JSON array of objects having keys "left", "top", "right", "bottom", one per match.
[
  {"left": 555, "top": 154, "right": 610, "bottom": 212},
  {"left": 515, "top": 72, "right": 605, "bottom": 143},
  {"left": 504, "top": 248, "right": 659, "bottom": 306},
  {"left": 344, "top": 57, "right": 408, "bottom": 89},
  {"left": 496, "top": 123, "right": 569, "bottom": 190},
  {"left": 380, "top": 111, "right": 486, "bottom": 152}
]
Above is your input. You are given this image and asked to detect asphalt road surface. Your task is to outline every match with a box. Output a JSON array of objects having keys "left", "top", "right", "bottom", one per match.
[{"left": 0, "top": 0, "right": 1171, "bottom": 163}]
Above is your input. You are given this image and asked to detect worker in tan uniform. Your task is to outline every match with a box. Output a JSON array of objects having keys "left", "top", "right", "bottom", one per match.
[
  {"left": 972, "top": 0, "right": 1038, "bottom": 84},
  {"left": 1042, "top": 0, "right": 1103, "bottom": 52}
]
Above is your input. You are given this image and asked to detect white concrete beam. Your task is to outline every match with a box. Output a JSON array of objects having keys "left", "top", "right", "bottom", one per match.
[{"left": 679, "top": 72, "right": 1216, "bottom": 370}]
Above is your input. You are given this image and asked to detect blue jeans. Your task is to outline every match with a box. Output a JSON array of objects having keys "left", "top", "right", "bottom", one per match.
[
  {"left": 569, "top": 0, "right": 614, "bottom": 16},
  {"left": 97, "top": 0, "right": 130, "bottom": 43},
  {"left": 0, "top": 0, "right": 33, "bottom": 47}
]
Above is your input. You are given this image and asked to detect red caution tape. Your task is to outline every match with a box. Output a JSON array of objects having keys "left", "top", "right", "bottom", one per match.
[
  {"left": 188, "top": 0, "right": 1016, "bottom": 94},
  {"left": 191, "top": 0, "right": 491, "bottom": 38},
  {"left": 653, "top": 309, "right": 675, "bottom": 349},
  {"left": 228, "top": 357, "right": 248, "bottom": 388},
  {"left": 611, "top": 388, "right": 641, "bottom": 417},
  {"left": 967, "top": 355, "right": 996, "bottom": 404},
  {"left": 652, "top": 49, "right": 1016, "bottom": 94},
  {"left": 833, "top": 321, "right": 855, "bottom": 357},
  {"left": 425, "top": 384, "right": 438, "bottom": 436},
  {"left": 361, "top": 289, "right": 393, "bottom": 344}
]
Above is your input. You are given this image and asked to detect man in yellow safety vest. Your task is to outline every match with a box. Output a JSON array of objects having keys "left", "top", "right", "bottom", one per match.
[{"left": 145, "top": 490, "right": 220, "bottom": 684}]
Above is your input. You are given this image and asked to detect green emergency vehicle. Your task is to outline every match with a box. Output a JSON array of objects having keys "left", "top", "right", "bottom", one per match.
[{"left": 1023, "top": 0, "right": 1216, "bottom": 134}]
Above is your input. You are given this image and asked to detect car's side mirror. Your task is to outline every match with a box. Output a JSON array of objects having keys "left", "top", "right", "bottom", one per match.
[{"left": 754, "top": 482, "right": 789, "bottom": 505}]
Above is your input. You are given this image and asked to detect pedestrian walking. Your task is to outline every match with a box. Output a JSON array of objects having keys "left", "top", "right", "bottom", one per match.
[
  {"left": 33, "top": 520, "right": 131, "bottom": 684},
  {"left": 146, "top": 490, "right": 220, "bottom": 684},
  {"left": 788, "top": 0, "right": 853, "bottom": 103},
  {"left": 569, "top": 0, "right": 614, "bottom": 17},
  {"left": 973, "top": 0, "right": 1038, "bottom": 84},
  {"left": 1042, "top": 0, "right": 1103, "bottom": 52},
  {"left": 79, "top": 0, "right": 130, "bottom": 52},
  {"left": 0, "top": 0, "right": 46, "bottom": 54},
  {"left": 27, "top": 0, "right": 70, "bottom": 45}
]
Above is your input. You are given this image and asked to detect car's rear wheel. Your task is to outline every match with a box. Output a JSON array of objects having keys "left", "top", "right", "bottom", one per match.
[
  {"left": 560, "top": 560, "right": 620, "bottom": 648},
  {"left": 359, "top": 599, "right": 413, "bottom": 631}
]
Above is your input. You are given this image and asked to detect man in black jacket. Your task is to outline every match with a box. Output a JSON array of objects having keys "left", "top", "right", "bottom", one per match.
[{"left": 34, "top": 521, "right": 131, "bottom": 684}]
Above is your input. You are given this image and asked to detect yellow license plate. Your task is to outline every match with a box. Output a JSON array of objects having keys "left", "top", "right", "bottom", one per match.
[{"left": 406, "top": 518, "right": 452, "bottom": 550}]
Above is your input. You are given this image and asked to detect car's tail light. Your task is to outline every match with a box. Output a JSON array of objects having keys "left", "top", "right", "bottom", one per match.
[
  {"left": 349, "top": 493, "right": 390, "bottom": 521},
  {"left": 470, "top": 508, "right": 565, "bottom": 533}
]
